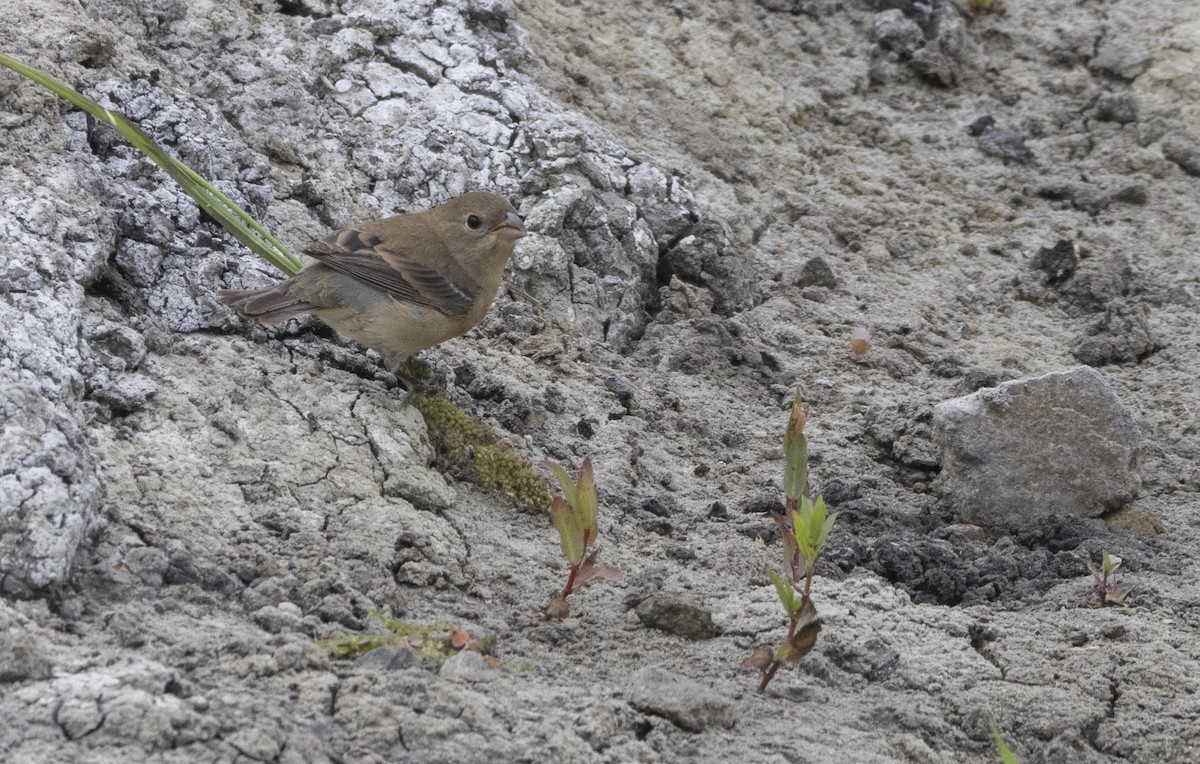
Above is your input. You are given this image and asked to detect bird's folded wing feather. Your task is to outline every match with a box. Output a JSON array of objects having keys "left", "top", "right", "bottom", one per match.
[{"left": 303, "top": 229, "right": 477, "bottom": 317}]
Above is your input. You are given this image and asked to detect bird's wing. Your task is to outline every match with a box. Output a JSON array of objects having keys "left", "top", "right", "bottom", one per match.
[{"left": 303, "top": 229, "right": 477, "bottom": 317}]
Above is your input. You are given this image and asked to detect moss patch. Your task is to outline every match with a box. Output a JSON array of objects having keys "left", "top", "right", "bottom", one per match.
[
  {"left": 411, "top": 390, "right": 550, "bottom": 511},
  {"left": 321, "top": 613, "right": 495, "bottom": 664}
]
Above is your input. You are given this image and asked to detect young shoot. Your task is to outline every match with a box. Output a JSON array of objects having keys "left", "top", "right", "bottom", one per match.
[
  {"left": 749, "top": 392, "right": 838, "bottom": 693},
  {"left": 543, "top": 458, "right": 620, "bottom": 619},
  {"left": 1088, "top": 550, "right": 1129, "bottom": 607}
]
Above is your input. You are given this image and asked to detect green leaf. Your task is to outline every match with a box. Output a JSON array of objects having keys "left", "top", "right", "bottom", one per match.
[
  {"left": 806, "top": 495, "right": 826, "bottom": 541},
  {"left": 819, "top": 508, "right": 838, "bottom": 551},
  {"left": 543, "top": 460, "right": 577, "bottom": 507},
  {"left": 0, "top": 54, "right": 303, "bottom": 276},
  {"left": 792, "top": 502, "right": 818, "bottom": 564},
  {"left": 807, "top": 496, "right": 834, "bottom": 551},
  {"left": 767, "top": 569, "right": 798, "bottom": 614},
  {"left": 791, "top": 495, "right": 837, "bottom": 566},
  {"left": 576, "top": 457, "right": 599, "bottom": 549},
  {"left": 783, "top": 392, "right": 809, "bottom": 503},
  {"left": 989, "top": 719, "right": 1019, "bottom": 764},
  {"left": 549, "top": 496, "right": 585, "bottom": 565}
]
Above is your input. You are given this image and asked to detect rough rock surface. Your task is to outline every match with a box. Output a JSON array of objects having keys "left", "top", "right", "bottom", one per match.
[
  {"left": 627, "top": 666, "right": 738, "bottom": 732},
  {"left": 3, "top": 0, "right": 1200, "bottom": 762},
  {"left": 934, "top": 366, "right": 1141, "bottom": 524},
  {"left": 634, "top": 592, "right": 720, "bottom": 641}
]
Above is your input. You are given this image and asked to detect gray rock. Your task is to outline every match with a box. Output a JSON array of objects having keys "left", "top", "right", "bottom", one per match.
[
  {"left": 89, "top": 373, "right": 159, "bottom": 414},
  {"left": 0, "top": 391, "right": 99, "bottom": 597},
  {"left": 1090, "top": 41, "right": 1153, "bottom": 80},
  {"left": 873, "top": 10, "right": 924, "bottom": 58},
  {"left": 1094, "top": 93, "right": 1139, "bottom": 124},
  {"left": 252, "top": 604, "right": 305, "bottom": 635},
  {"left": 0, "top": 630, "right": 54, "bottom": 683},
  {"left": 933, "top": 367, "right": 1140, "bottom": 525},
  {"left": 1073, "top": 300, "right": 1163, "bottom": 367},
  {"left": 635, "top": 593, "right": 720, "bottom": 640},
  {"left": 438, "top": 649, "right": 489, "bottom": 682},
  {"left": 975, "top": 126, "right": 1035, "bottom": 163},
  {"left": 828, "top": 636, "right": 900, "bottom": 682},
  {"left": 1162, "top": 136, "right": 1200, "bottom": 177},
  {"left": 355, "top": 646, "right": 417, "bottom": 671},
  {"left": 627, "top": 667, "right": 736, "bottom": 732},
  {"left": 794, "top": 256, "right": 838, "bottom": 290},
  {"left": 1, "top": 177, "right": 104, "bottom": 596}
]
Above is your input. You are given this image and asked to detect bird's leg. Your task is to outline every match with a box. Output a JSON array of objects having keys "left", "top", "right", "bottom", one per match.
[{"left": 389, "top": 355, "right": 436, "bottom": 395}]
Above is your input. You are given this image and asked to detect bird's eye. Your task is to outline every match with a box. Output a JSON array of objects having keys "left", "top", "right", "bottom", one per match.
[{"left": 467, "top": 214, "right": 482, "bottom": 230}]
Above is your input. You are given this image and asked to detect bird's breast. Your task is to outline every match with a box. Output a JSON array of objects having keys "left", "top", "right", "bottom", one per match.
[{"left": 314, "top": 293, "right": 484, "bottom": 362}]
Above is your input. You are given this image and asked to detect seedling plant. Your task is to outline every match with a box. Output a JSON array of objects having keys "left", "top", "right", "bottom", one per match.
[
  {"left": 749, "top": 393, "right": 838, "bottom": 693},
  {"left": 1089, "top": 550, "right": 1129, "bottom": 607},
  {"left": 543, "top": 458, "right": 620, "bottom": 619}
]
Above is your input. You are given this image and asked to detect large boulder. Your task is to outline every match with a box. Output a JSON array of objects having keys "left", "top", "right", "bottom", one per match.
[{"left": 933, "top": 367, "right": 1140, "bottom": 526}]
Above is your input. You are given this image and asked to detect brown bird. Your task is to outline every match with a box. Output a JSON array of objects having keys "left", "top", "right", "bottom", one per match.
[{"left": 220, "top": 191, "right": 526, "bottom": 367}]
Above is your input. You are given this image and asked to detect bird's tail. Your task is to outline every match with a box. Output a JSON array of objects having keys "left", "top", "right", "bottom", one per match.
[{"left": 219, "top": 284, "right": 314, "bottom": 325}]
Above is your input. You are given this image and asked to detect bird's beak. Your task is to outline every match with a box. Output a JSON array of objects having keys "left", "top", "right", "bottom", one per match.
[{"left": 491, "top": 211, "right": 528, "bottom": 241}]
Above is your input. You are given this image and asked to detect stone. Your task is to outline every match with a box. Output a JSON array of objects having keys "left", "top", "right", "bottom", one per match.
[
  {"left": 1090, "top": 41, "right": 1153, "bottom": 80},
  {"left": 1094, "top": 93, "right": 1139, "bottom": 124},
  {"left": 355, "top": 646, "right": 417, "bottom": 671},
  {"left": 1072, "top": 300, "right": 1163, "bottom": 367},
  {"left": 975, "top": 125, "right": 1035, "bottom": 163},
  {"left": 627, "top": 667, "right": 737, "bottom": 732},
  {"left": 252, "top": 604, "right": 305, "bottom": 635},
  {"left": 794, "top": 256, "right": 838, "bottom": 290},
  {"left": 873, "top": 10, "right": 924, "bottom": 58},
  {"left": 0, "top": 630, "right": 54, "bottom": 683},
  {"left": 1102, "top": 507, "right": 1163, "bottom": 537},
  {"left": 933, "top": 367, "right": 1140, "bottom": 525},
  {"left": 439, "top": 649, "right": 489, "bottom": 682},
  {"left": 635, "top": 593, "right": 720, "bottom": 640},
  {"left": 1031, "top": 239, "right": 1077, "bottom": 287},
  {"left": 1162, "top": 136, "right": 1200, "bottom": 177}
]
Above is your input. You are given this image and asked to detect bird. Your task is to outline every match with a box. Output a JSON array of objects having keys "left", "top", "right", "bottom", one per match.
[{"left": 220, "top": 191, "right": 526, "bottom": 369}]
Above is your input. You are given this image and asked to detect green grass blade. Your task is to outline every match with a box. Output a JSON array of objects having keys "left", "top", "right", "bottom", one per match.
[
  {"left": 989, "top": 719, "right": 1019, "bottom": 764},
  {"left": 0, "top": 53, "right": 303, "bottom": 276}
]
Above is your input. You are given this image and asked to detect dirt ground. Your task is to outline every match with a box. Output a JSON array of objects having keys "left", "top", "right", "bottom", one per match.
[{"left": 2, "top": 0, "right": 1199, "bottom": 761}]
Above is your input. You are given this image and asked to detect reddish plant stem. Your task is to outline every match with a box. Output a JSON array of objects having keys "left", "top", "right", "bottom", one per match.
[
  {"left": 561, "top": 563, "right": 581, "bottom": 599},
  {"left": 758, "top": 662, "right": 782, "bottom": 693},
  {"left": 545, "top": 530, "right": 594, "bottom": 619},
  {"left": 561, "top": 529, "right": 594, "bottom": 599},
  {"left": 758, "top": 594, "right": 807, "bottom": 694},
  {"left": 542, "top": 562, "right": 581, "bottom": 621},
  {"left": 1091, "top": 566, "right": 1111, "bottom": 607}
]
